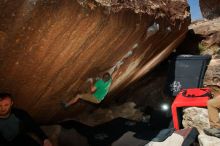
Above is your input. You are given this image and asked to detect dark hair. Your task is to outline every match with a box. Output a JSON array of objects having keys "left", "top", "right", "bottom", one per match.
[
  {"left": 102, "top": 72, "right": 111, "bottom": 82},
  {"left": 0, "top": 92, "right": 12, "bottom": 100}
]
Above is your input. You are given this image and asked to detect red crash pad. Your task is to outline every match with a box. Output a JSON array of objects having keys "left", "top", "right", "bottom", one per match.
[{"left": 171, "top": 88, "right": 211, "bottom": 130}]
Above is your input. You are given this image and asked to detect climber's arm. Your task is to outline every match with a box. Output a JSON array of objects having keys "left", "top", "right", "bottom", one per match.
[{"left": 88, "top": 78, "right": 97, "bottom": 93}]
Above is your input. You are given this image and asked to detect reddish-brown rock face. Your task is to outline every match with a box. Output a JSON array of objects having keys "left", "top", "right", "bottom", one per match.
[
  {"left": 0, "top": 0, "right": 190, "bottom": 123},
  {"left": 200, "top": 0, "right": 220, "bottom": 19}
]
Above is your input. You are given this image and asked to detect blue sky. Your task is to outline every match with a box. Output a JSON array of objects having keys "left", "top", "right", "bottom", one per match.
[{"left": 188, "top": 0, "right": 203, "bottom": 20}]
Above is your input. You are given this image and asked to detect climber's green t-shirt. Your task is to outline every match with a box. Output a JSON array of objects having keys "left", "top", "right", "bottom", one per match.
[{"left": 93, "top": 78, "right": 112, "bottom": 101}]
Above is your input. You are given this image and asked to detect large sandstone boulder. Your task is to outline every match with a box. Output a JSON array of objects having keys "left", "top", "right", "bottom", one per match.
[{"left": 0, "top": 0, "right": 190, "bottom": 123}]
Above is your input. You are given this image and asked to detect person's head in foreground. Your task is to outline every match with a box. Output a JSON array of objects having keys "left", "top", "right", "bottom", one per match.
[{"left": 0, "top": 92, "right": 13, "bottom": 118}]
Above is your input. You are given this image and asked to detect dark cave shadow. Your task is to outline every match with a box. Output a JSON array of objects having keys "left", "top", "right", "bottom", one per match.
[{"left": 59, "top": 110, "right": 172, "bottom": 146}]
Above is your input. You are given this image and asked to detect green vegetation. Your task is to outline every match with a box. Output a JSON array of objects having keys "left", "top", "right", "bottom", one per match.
[{"left": 198, "top": 43, "right": 207, "bottom": 52}]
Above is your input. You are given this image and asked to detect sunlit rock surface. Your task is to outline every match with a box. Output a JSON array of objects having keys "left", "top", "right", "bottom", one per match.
[
  {"left": 189, "top": 18, "right": 220, "bottom": 49},
  {"left": 198, "top": 134, "right": 220, "bottom": 146},
  {"left": 182, "top": 107, "right": 220, "bottom": 146},
  {"left": 204, "top": 59, "right": 220, "bottom": 87},
  {"left": 182, "top": 107, "right": 210, "bottom": 133},
  {"left": 189, "top": 18, "right": 220, "bottom": 88},
  {"left": 0, "top": 0, "right": 190, "bottom": 123}
]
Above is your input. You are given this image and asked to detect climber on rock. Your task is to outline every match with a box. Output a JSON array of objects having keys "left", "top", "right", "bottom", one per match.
[
  {"left": 61, "top": 55, "right": 128, "bottom": 108},
  {"left": 62, "top": 72, "right": 113, "bottom": 108}
]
